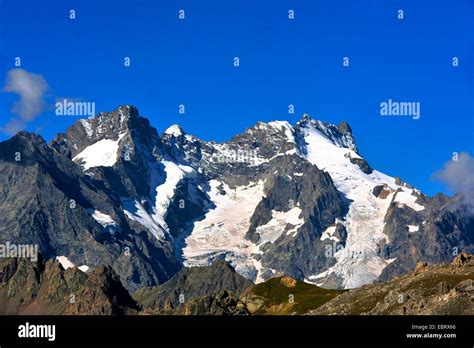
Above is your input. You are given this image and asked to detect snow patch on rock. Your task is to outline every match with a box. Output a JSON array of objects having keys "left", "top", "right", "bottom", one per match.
[
  {"left": 73, "top": 133, "right": 126, "bottom": 170},
  {"left": 79, "top": 119, "right": 93, "bottom": 138},
  {"left": 122, "top": 199, "right": 166, "bottom": 240},
  {"left": 394, "top": 190, "right": 425, "bottom": 212},
  {"left": 164, "top": 124, "right": 184, "bottom": 137},
  {"left": 256, "top": 207, "right": 304, "bottom": 244},
  {"left": 89, "top": 210, "right": 121, "bottom": 233},
  {"left": 56, "top": 256, "right": 89, "bottom": 273}
]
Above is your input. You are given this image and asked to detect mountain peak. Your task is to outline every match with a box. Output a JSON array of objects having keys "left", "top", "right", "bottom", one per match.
[
  {"left": 164, "top": 124, "right": 185, "bottom": 137},
  {"left": 295, "top": 115, "right": 358, "bottom": 153},
  {"left": 117, "top": 105, "right": 140, "bottom": 118},
  {"left": 300, "top": 113, "right": 312, "bottom": 122},
  {"left": 91, "top": 105, "right": 141, "bottom": 134},
  {"left": 14, "top": 131, "right": 46, "bottom": 144},
  {"left": 0, "top": 131, "right": 52, "bottom": 164},
  {"left": 338, "top": 120, "right": 352, "bottom": 134},
  {"left": 51, "top": 105, "right": 159, "bottom": 160}
]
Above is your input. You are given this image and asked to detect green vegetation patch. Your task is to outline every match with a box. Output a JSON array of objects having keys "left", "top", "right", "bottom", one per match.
[{"left": 249, "top": 277, "right": 344, "bottom": 314}]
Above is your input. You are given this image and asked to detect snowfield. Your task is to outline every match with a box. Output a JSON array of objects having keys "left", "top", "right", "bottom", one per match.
[
  {"left": 182, "top": 180, "right": 265, "bottom": 282},
  {"left": 73, "top": 133, "right": 126, "bottom": 170},
  {"left": 299, "top": 120, "right": 402, "bottom": 288},
  {"left": 181, "top": 179, "right": 307, "bottom": 283}
]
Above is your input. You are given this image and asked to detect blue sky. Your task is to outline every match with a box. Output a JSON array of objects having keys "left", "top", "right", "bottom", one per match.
[{"left": 0, "top": 0, "right": 473, "bottom": 196}]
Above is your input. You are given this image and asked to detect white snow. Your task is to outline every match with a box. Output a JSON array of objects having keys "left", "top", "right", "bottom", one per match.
[
  {"left": 181, "top": 118, "right": 422, "bottom": 288},
  {"left": 407, "top": 225, "right": 419, "bottom": 233},
  {"left": 89, "top": 210, "right": 120, "bottom": 233},
  {"left": 122, "top": 199, "right": 166, "bottom": 240},
  {"left": 79, "top": 119, "right": 93, "bottom": 137},
  {"left": 73, "top": 133, "right": 126, "bottom": 170},
  {"left": 320, "top": 223, "right": 340, "bottom": 242},
  {"left": 182, "top": 180, "right": 266, "bottom": 282},
  {"left": 78, "top": 265, "right": 90, "bottom": 272},
  {"left": 267, "top": 121, "right": 295, "bottom": 143},
  {"left": 118, "top": 108, "right": 128, "bottom": 128},
  {"left": 307, "top": 269, "right": 331, "bottom": 281},
  {"left": 164, "top": 124, "right": 183, "bottom": 137},
  {"left": 122, "top": 159, "right": 194, "bottom": 241},
  {"left": 300, "top": 121, "right": 401, "bottom": 288},
  {"left": 91, "top": 210, "right": 115, "bottom": 226},
  {"left": 255, "top": 207, "right": 304, "bottom": 243},
  {"left": 73, "top": 113, "right": 424, "bottom": 290},
  {"left": 209, "top": 143, "right": 266, "bottom": 166},
  {"left": 393, "top": 190, "right": 425, "bottom": 211},
  {"left": 151, "top": 160, "right": 194, "bottom": 230},
  {"left": 56, "top": 256, "right": 89, "bottom": 273},
  {"left": 56, "top": 256, "right": 75, "bottom": 270},
  {"left": 182, "top": 180, "right": 304, "bottom": 283}
]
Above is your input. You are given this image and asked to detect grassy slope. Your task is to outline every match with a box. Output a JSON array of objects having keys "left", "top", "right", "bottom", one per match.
[{"left": 243, "top": 277, "right": 344, "bottom": 315}]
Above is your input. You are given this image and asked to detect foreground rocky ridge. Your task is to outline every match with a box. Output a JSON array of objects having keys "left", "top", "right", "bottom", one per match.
[
  {"left": 0, "top": 256, "right": 140, "bottom": 315},
  {"left": 134, "top": 259, "right": 253, "bottom": 309},
  {"left": 308, "top": 253, "right": 474, "bottom": 315},
  {"left": 0, "top": 254, "right": 472, "bottom": 315}
]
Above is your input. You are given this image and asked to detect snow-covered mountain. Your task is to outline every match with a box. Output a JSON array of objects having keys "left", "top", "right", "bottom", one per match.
[{"left": 1, "top": 105, "right": 472, "bottom": 291}]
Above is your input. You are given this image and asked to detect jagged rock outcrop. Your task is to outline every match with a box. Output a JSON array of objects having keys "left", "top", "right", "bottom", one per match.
[
  {"left": 172, "top": 290, "right": 251, "bottom": 315},
  {"left": 133, "top": 260, "right": 253, "bottom": 310},
  {"left": 308, "top": 253, "right": 474, "bottom": 315},
  {"left": 0, "top": 256, "right": 140, "bottom": 315}
]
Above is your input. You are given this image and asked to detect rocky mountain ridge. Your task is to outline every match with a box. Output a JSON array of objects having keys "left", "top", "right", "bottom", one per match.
[{"left": 0, "top": 105, "right": 472, "bottom": 292}]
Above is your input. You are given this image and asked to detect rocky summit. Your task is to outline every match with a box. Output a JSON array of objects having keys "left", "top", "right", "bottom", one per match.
[{"left": 0, "top": 105, "right": 473, "bottom": 308}]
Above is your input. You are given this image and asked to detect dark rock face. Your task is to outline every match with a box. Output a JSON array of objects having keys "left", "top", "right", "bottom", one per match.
[
  {"left": 349, "top": 157, "right": 373, "bottom": 174},
  {"left": 337, "top": 120, "right": 352, "bottom": 134},
  {"left": 68, "top": 265, "right": 141, "bottom": 315},
  {"left": 378, "top": 193, "right": 474, "bottom": 283},
  {"left": 52, "top": 105, "right": 165, "bottom": 199},
  {"left": 373, "top": 184, "right": 392, "bottom": 199},
  {"left": 244, "top": 155, "right": 347, "bottom": 280},
  {"left": 133, "top": 260, "right": 253, "bottom": 309}
]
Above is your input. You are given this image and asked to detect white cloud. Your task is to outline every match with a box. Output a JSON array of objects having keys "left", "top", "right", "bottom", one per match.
[
  {"left": 433, "top": 152, "right": 474, "bottom": 214},
  {"left": 1, "top": 68, "right": 49, "bottom": 135}
]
